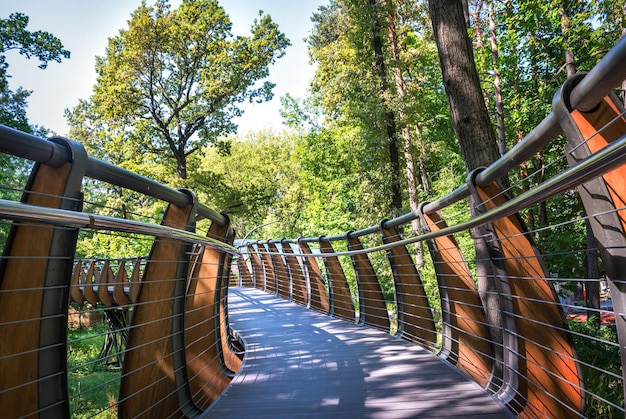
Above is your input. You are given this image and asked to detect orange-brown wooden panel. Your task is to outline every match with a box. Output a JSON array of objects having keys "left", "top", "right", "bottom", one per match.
[
  {"left": 114, "top": 260, "right": 132, "bottom": 307},
  {"left": 421, "top": 211, "right": 494, "bottom": 387},
  {"left": 268, "top": 241, "right": 290, "bottom": 300},
  {"left": 129, "top": 259, "right": 143, "bottom": 304},
  {"left": 70, "top": 260, "right": 85, "bottom": 305},
  {"left": 237, "top": 256, "right": 254, "bottom": 288},
  {"left": 82, "top": 260, "right": 99, "bottom": 307},
  {"left": 184, "top": 221, "right": 236, "bottom": 409},
  {"left": 0, "top": 158, "right": 81, "bottom": 418},
  {"left": 320, "top": 239, "right": 355, "bottom": 322},
  {"left": 346, "top": 236, "right": 389, "bottom": 331},
  {"left": 259, "top": 243, "right": 277, "bottom": 294},
  {"left": 248, "top": 244, "right": 264, "bottom": 290},
  {"left": 475, "top": 181, "right": 583, "bottom": 418},
  {"left": 381, "top": 226, "right": 436, "bottom": 350},
  {"left": 218, "top": 228, "right": 242, "bottom": 374},
  {"left": 119, "top": 202, "right": 195, "bottom": 418},
  {"left": 297, "top": 240, "right": 329, "bottom": 314},
  {"left": 570, "top": 95, "right": 626, "bottom": 232},
  {"left": 282, "top": 240, "right": 308, "bottom": 307},
  {"left": 98, "top": 260, "right": 115, "bottom": 307}
]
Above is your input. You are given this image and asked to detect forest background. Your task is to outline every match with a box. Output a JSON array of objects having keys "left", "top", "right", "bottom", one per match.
[{"left": 1, "top": 0, "right": 625, "bottom": 276}]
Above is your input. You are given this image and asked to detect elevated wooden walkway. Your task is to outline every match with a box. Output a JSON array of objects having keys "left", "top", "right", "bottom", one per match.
[{"left": 205, "top": 287, "right": 512, "bottom": 418}]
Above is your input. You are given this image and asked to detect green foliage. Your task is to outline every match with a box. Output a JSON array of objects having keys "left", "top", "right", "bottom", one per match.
[
  {"left": 67, "top": 324, "right": 119, "bottom": 418},
  {"left": 0, "top": 12, "right": 70, "bottom": 89},
  {"left": 568, "top": 318, "right": 624, "bottom": 418},
  {"left": 71, "top": 0, "right": 289, "bottom": 180},
  {"left": 0, "top": 12, "right": 69, "bottom": 131}
]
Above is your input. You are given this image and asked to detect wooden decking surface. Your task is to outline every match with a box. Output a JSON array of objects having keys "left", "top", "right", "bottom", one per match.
[{"left": 204, "top": 287, "right": 512, "bottom": 418}]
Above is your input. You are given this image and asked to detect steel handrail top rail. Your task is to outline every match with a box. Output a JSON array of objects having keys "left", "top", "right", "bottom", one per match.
[
  {"left": 0, "top": 124, "right": 228, "bottom": 227},
  {"left": 0, "top": 198, "right": 238, "bottom": 255},
  {"left": 242, "top": 130, "right": 626, "bottom": 256}
]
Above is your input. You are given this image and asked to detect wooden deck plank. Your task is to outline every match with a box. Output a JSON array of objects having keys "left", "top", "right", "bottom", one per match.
[{"left": 204, "top": 287, "right": 512, "bottom": 418}]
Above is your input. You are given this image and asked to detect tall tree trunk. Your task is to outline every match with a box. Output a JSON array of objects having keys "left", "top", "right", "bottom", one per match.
[
  {"left": 428, "top": 0, "right": 500, "bottom": 172},
  {"left": 429, "top": 0, "right": 502, "bottom": 388},
  {"left": 489, "top": 1, "right": 506, "bottom": 156},
  {"left": 386, "top": 0, "right": 424, "bottom": 265},
  {"left": 369, "top": 0, "right": 403, "bottom": 216}
]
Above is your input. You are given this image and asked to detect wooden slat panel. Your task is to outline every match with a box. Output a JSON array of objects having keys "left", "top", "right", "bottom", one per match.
[
  {"left": 70, "top": 260, "right": 85, "bottom": 304},
  {"left": 98, "top": 260, "right": 115, "bottom": 307},
  {"left": 218, "top": 228, "right": 242, "bottom": 374},
  {"left": 268, "top": 242, "right": 290, "bottom": 300},
  {"left": 346, "top": 236, "right": 390, "bottom": 331},
  {"left": 259, "top": 243, "right": 277, "bottom": 295},
  {"left": 82, "top": 260, "right": 99, "bottom": 307},
  {"left": 297, "top": 240, "right": 329, "bottom": 314},
  {"left": 282, "top": 241, "right": 308, "bottom": 307},
  {"left": 237, "top": 256, "right": 254, "bottom": 288},
  {"left": 119, "top": 202, "right": 195, "bottom": 418},
  {"left": 571, "top": 96, "right": 626, "bottom": 232},
  {"left": 0, "top": 161, "right": 76, "bottom": 418},
  {"left": 381, "top": 226, "right": 436, "bottom": 351},
  {"left": 421, "top": 211, "right": 494, "bottom": 388},
  {"left": 129, "top": 259, "right": 143, "bottom": 304},
  {"left": 247, "top": 244, "right": 264, "bottom": 291},
  {"left": 184, "top": 222, "right": 234, "bottom": 409},
  {"left": 114, "top": 260, "right": 132, "bottom": 306},
  {"left": 320, "top": 240, "right": 355, "bottom": 322},
  {"left": 475, "top": 181, "right": 583, "bottom": 418}
]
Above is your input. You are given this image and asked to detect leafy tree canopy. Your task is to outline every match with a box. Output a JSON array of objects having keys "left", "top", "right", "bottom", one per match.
[{"left": 80, "top": 0, "right": 290, "bottom": 180}]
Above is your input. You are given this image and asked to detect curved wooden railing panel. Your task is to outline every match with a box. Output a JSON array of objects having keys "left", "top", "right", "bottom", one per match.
[
  {"left": 184, "top": 220, "right": 237, "bottom": 410},
  {"left": 259, "top": 243, "right": 277, "bottom": 295},
  {"left": 320, "top": 238, "right": 355, "bottom": 322},
  {"left": 268, "top": 241, "right": 290, "bottom": 300},
  {"left": 119, "top": 199, "right": 198, "bottom": 418},
  {"left": 247, "top": 243, "right": 264, "bottom": 290},
  {"left": 297, "top": 240, "right": 330, "bottom": 314},
  {"left": 0, "top": 138, "right": 85, "bottom": 418},
  {"left": 381, "top": 225, "right": 436, "bottom": 350},
  {"left": 346, "top": 235, "right": 390, "bottom": 331},
  {"left": 471, "top": 179, "right": 583, "bottom": 416},
  {"left": 420, "top": 210, "right": 494, "bottom": 388},
  {"left": 282, "top": 240, "right": 308, "bottom": 307},
  {"left": 237, "top": 255, "right": 254, "bottom": 288}
]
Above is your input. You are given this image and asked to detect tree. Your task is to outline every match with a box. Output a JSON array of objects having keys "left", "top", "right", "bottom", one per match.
[
  {"left": 0, "top": 12, "right": 70, "bottom": 131},
  {"left": 428, "top": 0, "right": 500, "bottom": 172},
  {"left": 78, "top": 0, "right": 289, "bottom": 180}
]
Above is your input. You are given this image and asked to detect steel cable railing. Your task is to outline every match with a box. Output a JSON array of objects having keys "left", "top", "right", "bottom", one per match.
[
  {"left": 0, "top": 129, "right": 241, "bottom": 417},
  {"left": 0, "top": 29, "right": 624, "bottom": 419},
  {"left": 237, "top": 37, "right": 626, "bottom": 418}
]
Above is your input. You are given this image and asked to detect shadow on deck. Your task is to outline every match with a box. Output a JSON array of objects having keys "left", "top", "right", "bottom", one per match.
[{"left": 205, "top": 287, "right": 512, "bottom": 419}]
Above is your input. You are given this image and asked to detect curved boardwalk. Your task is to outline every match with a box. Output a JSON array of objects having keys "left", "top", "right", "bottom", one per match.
[{"left": 205, "top": 287, "right": 512, "bottom": 418}]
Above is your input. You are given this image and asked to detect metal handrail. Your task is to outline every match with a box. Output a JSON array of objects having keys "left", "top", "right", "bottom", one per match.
[
  {"left": 0, "top": 125, "right": 228, "bottom": 226},
  {"left": 0, "top": 198, "right": 237, "bottom": 254}
]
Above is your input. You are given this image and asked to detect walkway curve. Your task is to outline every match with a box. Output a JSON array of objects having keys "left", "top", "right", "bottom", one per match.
[{"left": 204, "top": 287, "right": 512, "bottom": 418}]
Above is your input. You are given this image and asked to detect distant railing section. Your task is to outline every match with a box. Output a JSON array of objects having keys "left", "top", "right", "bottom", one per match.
[
  {"left": 0, "top": 126, "right": 242, "bottom": 417},
  {"left": 235, "top": 36, "right": 626, "bottom": 418}
]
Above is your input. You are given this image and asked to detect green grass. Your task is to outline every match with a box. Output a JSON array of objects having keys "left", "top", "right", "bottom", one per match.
[{"left": 67, "top": 324, "right": 120, "bottom": 418}]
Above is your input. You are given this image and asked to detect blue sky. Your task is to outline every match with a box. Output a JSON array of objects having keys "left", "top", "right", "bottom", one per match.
[{"left": 0, "top": 0, "right": 325, "bottom": 136}]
